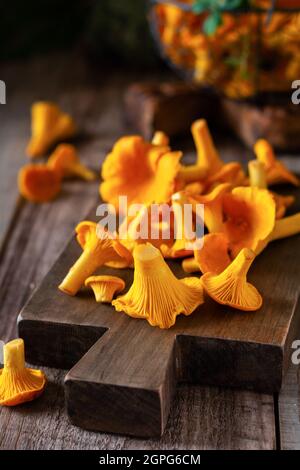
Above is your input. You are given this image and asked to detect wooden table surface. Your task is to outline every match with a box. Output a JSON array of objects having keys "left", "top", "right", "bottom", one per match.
[{"left": 0, "top": 54, "right": 299, "bottom": 450}]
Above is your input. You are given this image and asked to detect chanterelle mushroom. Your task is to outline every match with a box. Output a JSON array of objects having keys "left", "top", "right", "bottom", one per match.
[
  {"left": 161, "top": 191, "right": 195, "bottom": 258},
  {"left": 59, "top": 223, "right": 132, "bottom": 296},
  {"left": 201, "top": 248, "right": 262, "bottom": 312},
  {"left": 112, "top": 243, "right": 204, "bottom": 329},
  {"left": 222, "top": 187, "right": 276, "bottom": 257},
  {"left": 254, "top": 139, "right": 300, "bottom": 187},
  {"left": 248, "top": 159, "right": 295, "bottom": 219},
  {"left": 100, "top": 135, "right": 182, "bottom": 211},
  {"left": 178, "top": 120, "right": 244, "bottom": 187},
  {"left": 0, "top": 339, "right": 46, "bottom": 406},
  {"left": 189, "top": 183, "right": 232, "bottom": 233},
  {"left": 256, "top": 212, "right": 300, "bottom": 255},
  {"left": 18, "top": 164, "right": 62, "bottom": 203},
  {"left": 85, "top": 275, "right": 125, "bottom": 303},
  {"left": 26, "top": 102, "right": 76, "bottom": 158},
  {"left": 48, "top": 144, "right": 96, "bottom": 181}
]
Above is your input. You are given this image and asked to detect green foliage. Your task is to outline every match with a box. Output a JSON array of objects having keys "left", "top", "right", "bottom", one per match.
[{"left": 193, "top": 0, "right": 251, "bottom": 35}]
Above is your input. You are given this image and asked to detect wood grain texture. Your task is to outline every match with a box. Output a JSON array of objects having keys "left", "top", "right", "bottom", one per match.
[
  {"left": 18, "top": 190, "right": 300, "bottom": 435},
  {"left": 0, "top": 367, "right": 275, "bottom": 450},
  {"left": 2, "top": 55, "right": 300, "bottom": 447},
  {"left": 279, "top": 364, "right": 300, "bottom": 450}
]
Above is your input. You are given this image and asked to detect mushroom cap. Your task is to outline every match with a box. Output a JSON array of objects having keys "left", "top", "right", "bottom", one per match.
[
  {"left": 222, "top": 187, "right": 276, "bottom": 256},
  {"left": 76, "top": 221, "right": 133, "bottom": 266},
  {"left": 18, "top": 164, "right": 61, "bottom": 203},
  {"left": 195, "top": 233, "right": 232, "bottom": 274},
  {"left": 76, "top": 221, "right": 98, "bottom": 249},
  {"left": 113, "top": 243, "right": 204, "bottom": 329},
  {"left": 273, "top": 193, "right": 295, "bottom": 219},
  {"left": 201, "top": 248, "right": 263, "bottom": 311},
  {"left": 190, "top": 183, "right": 231, "bottom": 233},
  {"left": 100, "top": 136, "right": 182, "bottom": 211},
  {"left": 206, "top": 162, "right": 245, "bottom": 190},
  {"left": 85, "top": 275, "right": 125, "bottom": 292}
]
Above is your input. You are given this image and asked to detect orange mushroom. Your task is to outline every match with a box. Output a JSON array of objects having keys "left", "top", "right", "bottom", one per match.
[
  {"left": 254, "top": 139, "right": 300, "bottom": 187},
  {"left": 18, "top": 164, "right": 62, "bottom": 203},
  {"left": 85, "top": 275, "right": 125, "bottom": 303},
  {"left": 256, "top": 212, "right": 300, "bottom": 255},
  {"left": 178, "top": 120, "right": 245, "bottom": 187},
  {"left": 222, "top": 187, "right": 276, "bottom": 257},
  {"left": 201, "top": 248, "right": 262, "bottom": 312},
  {"left": 112, "top": 243, "right": 204, "bottom": 329},
  {"left": 100, "top": 136, "right": 182, "bottom": 211},
  {"left": 161, "top": 191, "right": 196, "bottom": 258},
  {"left": 0, "top": 339, "right": 46, "bottom": 406},
  {"left": 118, "top": 203, "right": 174, "bottom": 252},
  {"left": 195, "top": 232, "right": 232, "bottom": 275},
  {"left": 189, "top": 183, "right": 232, "bottom": 233},
  {"left": 48, "top": 144, "right": 96, "bottom": 181},
  {"left": 248, "top": 159, "right": 295, "bottom": 219},
  {"left": 26, "top": 102, "right": 76, "bottom": 158},
  {"left": 59, "top": 223, "right": 132, "bottom": 296}
]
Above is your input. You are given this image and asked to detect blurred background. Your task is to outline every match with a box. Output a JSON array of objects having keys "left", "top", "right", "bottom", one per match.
[
  {"left": 1, "top": 0, "right": 300, "bottom": 150},
  {"left": 0, "top": 0, "right": 158, "bottom": 66}
]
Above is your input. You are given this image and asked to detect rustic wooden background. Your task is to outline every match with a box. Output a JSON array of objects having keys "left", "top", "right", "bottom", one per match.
[{"left": 0, "top": 54, "right": 299, "bottom": 449}]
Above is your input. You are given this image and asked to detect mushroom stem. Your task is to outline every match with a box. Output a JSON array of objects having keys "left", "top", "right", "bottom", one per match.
[
  {"left": 271, "top": 213, "right": 300, "bottom": 241},
  {"left": 182, "top": 257, "right": 200, "bottom": 273},
  {"left": 178, "top": 164, "right": 207, "bottom": 183},
  {"left": 59, "top": 250, "right": 103, "bottom": 296},
  {"left": 152, "top": 131, "right": 169, "bottom": 147},
  {"left": 70, "top": 163, "right": 96, "bottom": 181},
  {"left": 0, "top": 339, "right": 46, "bottom": 406},
  {"left": 248, "top": 160, "right": 267, "bottom": 189},
  {"left": 4, "top": 339, "right": 25, "bottom": 371},
  {"left": 191, "top": 119, "right": 223, "bottom": 172},
  {"left": 222, "top": 248, "right": 255, "bottom": 279}
]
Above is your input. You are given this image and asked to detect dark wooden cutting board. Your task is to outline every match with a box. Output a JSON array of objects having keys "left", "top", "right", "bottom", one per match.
[{"left": 18, "top": 191, "right": 300, "bottom": 438}]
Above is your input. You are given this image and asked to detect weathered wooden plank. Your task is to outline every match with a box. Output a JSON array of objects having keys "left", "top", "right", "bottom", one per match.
[
  {"left": 18, "top": 187, "right": 300, "bottom": 436},
  {"left": 0, "top": 58, "right": 284, "bottom": 447},
  {"left": 0, "top": 367, "right": 275, "bottom": 450},
  {"left": 279, "top": 364, "right": 300, "bottom": 450}
]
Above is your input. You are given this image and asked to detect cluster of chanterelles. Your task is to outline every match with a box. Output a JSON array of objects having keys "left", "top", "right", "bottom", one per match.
[{"left": 59, "top": 119, "right": 300, "bottom": 329}]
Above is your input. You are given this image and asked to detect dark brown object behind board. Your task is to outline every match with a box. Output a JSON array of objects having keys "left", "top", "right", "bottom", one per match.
[{"left": 125, "top": 82, "right": 300, "bottom": 151}]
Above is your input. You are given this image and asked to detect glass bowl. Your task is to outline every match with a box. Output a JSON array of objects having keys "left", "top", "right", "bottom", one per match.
[{"left": 149, "top": 0, "right": 300, "bottom": 99}]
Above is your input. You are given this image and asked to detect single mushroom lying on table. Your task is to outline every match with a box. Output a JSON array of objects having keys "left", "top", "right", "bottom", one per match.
[
  {"left": 18, "top": 164, "right": 62, "bottom": 203},
  {"left": 85, "top": 275, "right": 125, "bottom": 303},
  {"left": 59, "top": 223, "right": 132, "bottom": 296},
  {"left": 201, "top": 248, "right": 263, "bottom": 312},
  {"left": 47, "top": 144, "right": 96, "bottom": 181},
  {"left": 113, "top": 243, "right": 204, "bottom": 329},
  {"left": 0, "top": 339, "right": 46, "bottom": 406},
  {"left": 254, "top": 139, "right": 300, "bottom": 187},
  {"left": 26, "top": 101, "right": 76, "bottom": 158}
]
